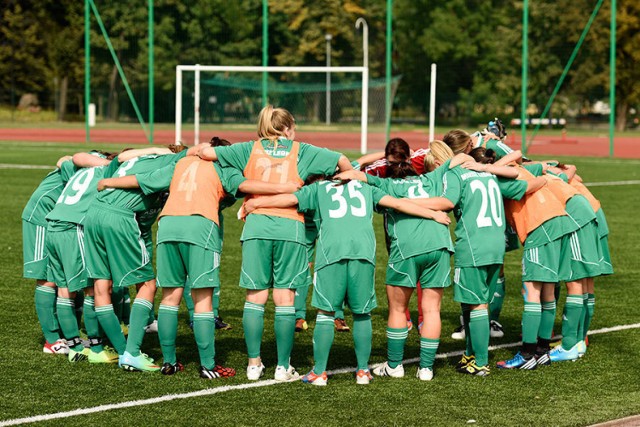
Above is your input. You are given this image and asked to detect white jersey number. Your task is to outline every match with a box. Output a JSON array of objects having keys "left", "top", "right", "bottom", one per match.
[
  {"left": 177, "top": 161, "right": 200, "bottom": 201},
  {"left": 61, "top": 168, "right": 96, "bottom": 205},
  {"left": 326, "top": 181, "right": 367, "bottom": 219},
  {"left": 469, "top": 179, "right": 503, "bottom": 228}
]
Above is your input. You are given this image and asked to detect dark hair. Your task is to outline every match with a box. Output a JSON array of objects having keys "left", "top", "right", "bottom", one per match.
[
  {"left": 167, "top": 144, "right": 187, "bottom": 153},
  {"left": 384, "top": 138, "right": 411, "bottom": 162},
  {"left": 209, "top": 136, "right": 231, "bottom": 147},
  {"left": 469, "top": 147, "right": 496, "bottom": 164},
  {"left": 305, "top": 174, "right": 327, "bottom": 185},
  {"left": 386, "top": 162, "right": 418, "bottom": 178}
]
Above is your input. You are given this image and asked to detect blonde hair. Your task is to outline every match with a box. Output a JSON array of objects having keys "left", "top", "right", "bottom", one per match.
[
  {"left": 442, "top": 129, "right": 472, "bottom": 154},
  {"left": 424, "top": 140, "right": 454, "bottom": 172},
  {"left": 257, "top": 105, "right": 295, "bottom": 140}
]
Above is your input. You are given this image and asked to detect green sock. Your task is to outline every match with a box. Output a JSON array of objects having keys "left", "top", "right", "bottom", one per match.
[
  {"left": 73, "top": 291, "right": 84, "bottom": 328},
  {"left": 184, "top": 288, "right": 195, "bottom": 324},
  {"left": 213, "top": 288, "right": 220, "bottom": 318},
  {"left": 312, "top": 313, "right": 335, "bottom": 374},
  {"left": 539, "top": 301, "right": 556, "bottom": 340},
  {"left": 147, "top": 303, "right": 156, "bottom": 326},
  {"left": 111, "top": 287, "right": 125, "bottom": 322},
  {"left": 522, "top": 302, "right": 542, "bottom": 353},
  {"left": 562, "top": 294, "right": 584, "bottom": 350},
  {"left": 469, "top": 309, "right": 490, "bottom": 366},
  {"left": 125, "top": 298, "right": 153, "bottom": 357},
  {"left": 419, "top": 337, "right": 439, "bottom": 369},
  {"left": 294, "top": 285, "right": 310, "bottom": 320},
  {"left": 335, "top": 303, "right": 345, "bottom": 320},
  {"left": 462, "top": 306, "right": 473, "bottom": 356},
  {"left": 194, "top": 311, "right": 216, "bottom": 369},
  {"left": 352, "top": 313, "right": 372, "bottom": 371},
  {"left": 158, "top": 304, "right": 179, "bottom": 365},
  {"left": 95, "top": 304, "right": 126, "bottom": 354},
  {"left": 35, "top": 285, "right": 60, "bottom": 343},
  {"left": 576, "top": 293, "right": 588, "bottom": 341},
  {"left": 489, "top": 276, "right": 505, "bottom": 322},
  {"left": 83, "top": 296, "right": 103, "bottom": 353},
  {"left": 56, "top": 297, "right": 83, "bottom": 351},
  {"left": 243, "top": 302, "right": 265, "bottom": 358},
  {"left": 122, "top": 289, "right": 131, "bottom": 325},
  {"left": 386, "top": 326, "right": 408, "bottom": 368},
  {"left": 274, "top": 305, "right": 296, "bottom": 367},
  {"left": 583, "top": 293, "right": 595, "bottom": 340}
]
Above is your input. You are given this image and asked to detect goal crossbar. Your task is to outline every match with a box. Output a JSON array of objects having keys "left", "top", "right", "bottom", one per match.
[{"left": 175, "top": 65, "right": 369, "bottom": 153}]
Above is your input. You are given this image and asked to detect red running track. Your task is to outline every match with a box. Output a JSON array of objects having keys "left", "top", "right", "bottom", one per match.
[{"left": 1, "top": 127, "right": 639, "bottom": 158}]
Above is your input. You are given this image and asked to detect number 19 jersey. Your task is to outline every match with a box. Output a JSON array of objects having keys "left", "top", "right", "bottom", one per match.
[
  {"left": 442, "top": 166, "right": 527, "bottom": 267},
  {"left": 295, "top": 180, "right": 385, "bottom": 271}
]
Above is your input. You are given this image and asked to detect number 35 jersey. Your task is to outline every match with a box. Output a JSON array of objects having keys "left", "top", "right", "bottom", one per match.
[
  {"left": 45, "top": 159, "right": 120, "bottom": 228},
  {"left": 442, "top": 166, "right": 527, "bottom": 267},
  {"left": 295, "top": 180, "right": 386, "bottom": 270}
]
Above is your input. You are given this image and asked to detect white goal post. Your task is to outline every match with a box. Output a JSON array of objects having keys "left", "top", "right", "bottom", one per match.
[{"left": 175, "top": 65, "right": 370, "bottom": 153}]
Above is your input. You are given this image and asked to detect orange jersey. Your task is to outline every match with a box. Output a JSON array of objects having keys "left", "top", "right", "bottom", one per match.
[
  {"left": 242, "top": 140, "right": 304, "bottom": 222},
  {"left": 569, "top": 177, "right": 601, "bottom": 212},
  {"left": 503, "top": 165, "right": 567, "bottom": 244},
  {"left": 159, "top": 156, "right": 224, "bottom": 225},
  {"left": 543, "top": 174, "right": 579, "bottom": 205}
]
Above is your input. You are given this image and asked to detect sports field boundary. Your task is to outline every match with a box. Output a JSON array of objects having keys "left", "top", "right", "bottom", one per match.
[{"left": 2, "top": 322, "right": 639, "bottom": 427}]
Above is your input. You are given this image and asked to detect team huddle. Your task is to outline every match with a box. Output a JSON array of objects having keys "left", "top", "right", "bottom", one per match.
[{"left": 22, "top": 106, "right": 612, "bottom": 385}]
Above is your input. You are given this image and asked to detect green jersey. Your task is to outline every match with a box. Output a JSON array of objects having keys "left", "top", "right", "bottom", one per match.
[
  {"left": 46, "top": 159, "right": 120, "bottom": 228},
  {"left": 367, "top": 173, "right": 454, "bottom": 263},
  {"left": 22, "top": 160, "right": 77, "bottom": 226},
  {"left": 295, "top": 180, "right": 385, "bottom": 270},
  {"left": 442, "top": 167, "right": 527, "bottom": 267},
  {"left": 156, "top": 164, "right": 246, "bottom": 251},
  {"left": 474, "top": 135, "right": 513, "bottom": 160},
  {"left": 215, "top": 139, "right": 341, "bottom": 243},
  {"left": 595, "top": 208, "right": 609, "bottom": 237},
  {"left": 545, "top": 170, "right": 596, "bottom": 228}
]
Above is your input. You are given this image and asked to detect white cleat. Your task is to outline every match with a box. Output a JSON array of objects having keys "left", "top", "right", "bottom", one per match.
[
  {"left": 416, "top": 367, "right": 434, "bottom": 381},
  {"left": 372, "top": 361, "right": 405, "bottom": 378},
  {"left": 246, "top": 363, "right": 265, "bottom": 381},
  {"left": 274, "top": 365, "right": 300, "bottom": 382}
]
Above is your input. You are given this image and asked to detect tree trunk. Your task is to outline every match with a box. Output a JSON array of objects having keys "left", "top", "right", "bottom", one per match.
[
  {"left": 108, "top": 65, "right": 119, "bottom": 121},
  {"left": 57, "top": 76, "right": 68, "bottom": 121},
  {"left": 616, "top": 102, "right": 627, "bottom": 131}
]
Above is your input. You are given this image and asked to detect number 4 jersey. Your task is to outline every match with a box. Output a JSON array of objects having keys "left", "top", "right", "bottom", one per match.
[
  {"left": 295, "top": 180, "right": 386, "bottom": 271},
  {"left": 442, "top": 166, "right": 527, "bottom": 267}
]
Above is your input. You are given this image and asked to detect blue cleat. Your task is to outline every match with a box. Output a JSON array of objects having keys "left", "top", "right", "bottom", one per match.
[
  {"left": 577, "top": 341, "right": 587, "bottom": 358},
  {"left": 496, "top": 351, "right": 537, "bottom": 370},
  {"left": 549, "top": 344, "right": 580, "bottom": 362},
  {"left": 119, "top": 351, "right": 160, "bottom": 372}
]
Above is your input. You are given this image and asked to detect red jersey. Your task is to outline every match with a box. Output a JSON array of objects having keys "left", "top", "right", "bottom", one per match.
[{"left": 364, "top": 148, "right": 429, "bottom": 177}]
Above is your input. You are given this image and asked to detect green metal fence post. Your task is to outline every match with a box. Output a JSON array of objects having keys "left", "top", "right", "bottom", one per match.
[
  {"left": 149, "top": 0, "right": 154, "bottom": 144},
  {"left": 85, "top": 0, "right": 90, "bottom": 143},
  {"left": 521, "top": 0, "right": 529, "bottom": 155},
  {"left": 385, "top": 0, "right": 392, "bottom": 143},
  {"left": 609, "top": 0, "right": 616, "bottom": 158},
  {"left": 262, "top": 0, "right": 268, "bottom": 106}
]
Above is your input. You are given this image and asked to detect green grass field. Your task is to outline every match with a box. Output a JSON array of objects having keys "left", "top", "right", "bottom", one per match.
[{"left": 1, "top": 141, "right": 639, "bottom": 426}]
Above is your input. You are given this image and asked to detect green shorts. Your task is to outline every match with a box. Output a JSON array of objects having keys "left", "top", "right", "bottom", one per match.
[
  {"left": 157, "top": 242, "right": 220, "bottom": 289},
  {"left": 599, "top": 235, "right": 613, "bottom": 275},
  {"left": 505, "top": 225, "right": 520, "bottom": 252},
  {"left": 386, "top": 249, "right": 451, "bottom": 289},
  {"left": 305, "top": 243, "right": 315, "bottom": 286},
  {"left": 22, "top": 221, "right": 49, "bottom": 280},
  {"left": 453, "top": 264, "right": 501, "bottom": 305},
  {"left": 522, "top": 239, "right": 561, "bottom": 283},
  {"left": 46, "top": 225, "right": 88, "bottom": 292},
  {"left": 312, "top": 259, "right": 376, "bottom": 314},
  {"left": 559, "top": 221, "right": 603, "bottom": 281},
  {"left": 84, "top": 203, "right": 154, "bottom": 288},
  {"left": 240, "top": 239, "right": 309, "bottom": 290}
]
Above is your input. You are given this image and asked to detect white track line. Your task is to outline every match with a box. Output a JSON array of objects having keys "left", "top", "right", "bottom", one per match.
[
  {"left": 586, "top": 180, "right": 640, "bottom": 187},
  {"left": 0, "top": 164, "right": 53, "bottom": 170},
  {"left": 1, "top": 322, "right": 639, "bottom": 426}
]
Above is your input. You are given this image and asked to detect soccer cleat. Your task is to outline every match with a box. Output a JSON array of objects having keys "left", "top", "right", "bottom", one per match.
[
  {"left": 334, "top": 318, "right": 350, "bottom": 332},
  {"left": 460, "top": 361, "right": 490, "bottom": 376},
  {"left": 577, "top": 340, "right": 587, "bottom": 358},
  {"left": 119, "top": 351, "right": 161, "bottom": 372},
  {"left": 535, "top": 351, "right": 551, "bottom": 366},
  {"left": 120, "top": 323, "right": 129, "bottom": 336},
  {"left": 549, "top": 344, "right": 580, "bottom": 362},
  {"left": 43, "top": 339, "right": 70, "bottom": 355},
  {"left": 451, "top": 324, "right": 465, "bottom": 340},
  {"left": 88, "top": 347, "right": 119, "bottom": 364},
  {"left": 295, "top": 318, "right": 308, "bottom": 332},
  {"left": 68, "top": 347, "right": 90, "bottom": 363},
  {"left": 416, "top": 367, "right": 434, "bottom": 381},
  {"left": 200, "top": 365, "right": 236, "bottom": 379},
  {"left": 301, "top": 370, "right": 328, "bottom": 386},
  {"left": 356, "top": 369, "right": 373, "bottom": 385},
  {"left": 496, "top": 352, "right": 537, "bottom": 370},
  {"left": 161, "top": 361, "right": 184, "bottom": 376},
  {"left": 490, "top": 320, "right": 505, "bottom": 338},
  {"left": 246, "top": 363, "right": 265, "bottom": 381},
  {"left": 373, "top": 362, "right": 405, "bottom": 378},
  {"left": 274, "top": 365, "right": 300, "bottom": 382},
  {"left": 407, "top": 320, "right": 413, "bottom": 332},
  {"left": 455, "top": 354, "right": 475, "bottom": 372},
  {"left": 214, "top": 316, "right": 232, "bottom": 330},
  {"left": 144, "top": 320, "right": 158, "bottom": 334}
]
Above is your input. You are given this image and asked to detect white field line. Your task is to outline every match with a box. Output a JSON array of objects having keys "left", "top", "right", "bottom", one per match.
[
  {"left": 585, "top": 180, "right": 640, "bottom": 187},
  {"left": 1, "top": 322, "right": 639, "bottom": 427},
  {"left": 0, "top": 164, "right": 53, "bottom": 170}
]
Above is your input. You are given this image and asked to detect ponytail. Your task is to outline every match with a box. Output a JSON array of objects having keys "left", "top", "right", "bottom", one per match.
[
  {"left": 442, "top": 129, "right": 472, "bottom": 154},
  {"left": 424, "top": 140, "right": 454, "bottom": 172},
  {"left": 257, "top": 105, "right": 295, "bottom": 141}
]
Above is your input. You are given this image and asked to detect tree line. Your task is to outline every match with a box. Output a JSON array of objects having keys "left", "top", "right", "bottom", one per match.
[{"left": 1, "top": 0, "right": 637, "bottom": 129}]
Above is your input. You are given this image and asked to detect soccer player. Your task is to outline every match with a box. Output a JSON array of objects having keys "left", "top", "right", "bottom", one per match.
[
  {"left": 22, "top": 152, "right": 109, "bottom": 355},
  {"left": 197, "top": 105, "right": 353, "bottom": 381},
  {"left": 243, "top": 176, "right": 449, "bottom": 385},
  {"left": 45, "top": 151, "right": 122, "bottom": 363}
]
